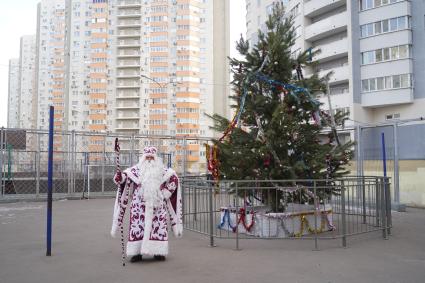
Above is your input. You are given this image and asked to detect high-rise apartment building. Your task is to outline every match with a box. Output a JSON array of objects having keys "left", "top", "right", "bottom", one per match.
[
  {"left": 246, "top": 0, "right": 425, "bottom": 126},
  {"left": 7, "top": 59, "right": 21, "bottom": 128},
  {"left": 9, "top": 0, "right": 230, "bottom": 172},
  {"left": 18, "top": 35, "right": 37, "bottom": 129},
  {"left": 114, "top": 0, "right": 230, "bottom": 171},
  {"left": 35, "top": 0, "right": 67, "bottom": 150},
  {"left": 35, "top": 0, "right": 114, "bottom": 153}
]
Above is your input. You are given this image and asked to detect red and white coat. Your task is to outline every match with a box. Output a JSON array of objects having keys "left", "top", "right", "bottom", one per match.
[{"left": 111, "top": 165, "right": 182, "bottom": 256}]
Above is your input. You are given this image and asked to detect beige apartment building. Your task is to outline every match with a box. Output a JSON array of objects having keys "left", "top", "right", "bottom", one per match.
[{"left": 114, "top": 0, "right": 230, "bottom": 172}]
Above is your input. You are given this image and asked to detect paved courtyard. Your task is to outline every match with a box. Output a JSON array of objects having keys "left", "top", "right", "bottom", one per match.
[{"left": 0, "top": 198, "right": 424, "bottom": 283}]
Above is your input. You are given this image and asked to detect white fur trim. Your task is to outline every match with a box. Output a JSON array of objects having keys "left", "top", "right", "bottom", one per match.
[
  {"left": 162, "top": 168, "right": 176, "bottom": 183},
  {"left": 141, "top": 240, "right": 169, "bottom": 256},
  {"left": 127, "top": 240, "right": 142, "bottom": 256},
  {"left": 124, "top": 166, "right": 141, "bottom": 185},
  {"left": 141, "top": 203, "right": 154, "bottom": 252},
  {"left": 111, "top": 190, "right": 120, "bottom": 238},
  {"left": 162, "top": 189, "right": 172, "bottom": 200},
  {"left": 113, "top": 172, "right": 127, "bottom": 185}
]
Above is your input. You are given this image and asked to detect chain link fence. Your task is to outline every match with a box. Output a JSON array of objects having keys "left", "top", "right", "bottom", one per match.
[
  {"left": 1, "top": 121, "right": 425, "bottom": 208},
  {"left": 0, "top": 128, "right": 210, "bottom": 200}
]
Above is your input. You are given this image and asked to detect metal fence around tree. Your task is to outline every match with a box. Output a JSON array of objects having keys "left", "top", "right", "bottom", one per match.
[{"left": 182, "top": 177, "right": 392, "bottom": 249}]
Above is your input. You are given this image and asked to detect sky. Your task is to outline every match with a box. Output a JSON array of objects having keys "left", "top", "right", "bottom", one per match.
[{"left": 0, "top": 0, "right": 246, "bottom": 128}]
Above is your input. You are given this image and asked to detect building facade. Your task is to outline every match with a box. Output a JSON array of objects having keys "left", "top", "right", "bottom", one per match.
[
  {"left": 114, "top": 0, "right": 230, "bottom": 171},
  {"left": 18, "top": 35, "right": 37, "bottom": 129},
  {"left": 9, "top": 0, "right": 230, "bottom": 172},
  {"left": 246, "top": 0, "right": 425, "bottom": 126},
  {"left": 7, "top": 59, "right": 21, "bottom": 128}
]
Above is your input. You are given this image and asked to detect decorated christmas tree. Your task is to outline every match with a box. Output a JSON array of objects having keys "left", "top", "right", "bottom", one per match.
[{"left": 207, "top": 3, "right": 353, "bottom": 210}]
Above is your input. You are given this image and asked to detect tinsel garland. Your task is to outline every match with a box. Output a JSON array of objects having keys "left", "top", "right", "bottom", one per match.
[
  {"left": 206, "top": 67, "right": 323, "bottom": 180},
  {"left": 218, "top": 208, "right": 255, "bottom": 232},
  {"left": 219, "top": 208, "right": 335, "bottom": 237}
]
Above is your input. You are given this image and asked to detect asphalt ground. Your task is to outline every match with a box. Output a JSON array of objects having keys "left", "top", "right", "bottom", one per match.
[{"left": 0, "top": 198, "right": 424, "bottom": 283}]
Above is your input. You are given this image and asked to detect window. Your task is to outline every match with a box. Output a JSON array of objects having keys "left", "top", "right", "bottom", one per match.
[
  {"left": 375, "top": 49, "right": 383, "bottom": 62},
  {"left": 377, "top": 77, "right": 384, "bottom": 90},
  {"left": 362, "top": 79, "right": 369, "bottom": 92},
  {"left": 361, "top": 16, "right": 410, "bottom": 38},
  {"left": 361, "top": 74, "right": 412, "bottom": 93},
  {"left": 385, "top": 113, "right": 400, "bottom": 120},
  {"left": 400, "top": 74, "right": 409, "bottom": 88},
  {"left": 361, "top": 45, "right": 410, "bottom": 65},
  {"left": 360, "top": 0, "right": 403, "bottom": 11}
]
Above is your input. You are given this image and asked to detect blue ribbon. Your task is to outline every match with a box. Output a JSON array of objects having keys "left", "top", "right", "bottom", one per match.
[
  {"left": 234, "top": 72, "right": 321, "bottom": 127},
  {"left": 217, "top": 209, "right": 237, "bottom": 230}
]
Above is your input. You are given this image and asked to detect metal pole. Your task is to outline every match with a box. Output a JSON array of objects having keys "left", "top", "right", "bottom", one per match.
[
  {"left": 235, "top": 182, "right": 240, "bottom": 250},
  {"left": 101, "top": 135, "right": 106, "bottom": 194},
  {"left": 183, "top": 137, "right": 187, "bottom": 178},
  {"left": 341, "top": 182, "right": 347, "bottom": 248},
  {"left": 208, "top": 179, "right": 215, "bottom": 247},
  {"left": 87, "top": 165, "right": 90, "bottom": 200},
  {"left": 392, "top": 123, "right": 405, "bottom": 211},
  {"left": 36, "top": 131, "right": 40, "bottom": 197},
  {"left": 313, "top": 181, "right": 319, "bottom": 251},
  {"left": 393, "top": 123, "right": 399, "bottom": 205},
  {"left": 375, "top": 177, "right": 380, "bottom": 226},
  {"left": 67, "top": 133, "right": 71, "bottom": 195},
  {"left": 385, "top": 177, "right": 392, "bottom": 235},
  {"left": 356, "top": 125, "right": 362, "bottom": 177},
  {"left": 46, "top": 106, "right": 54, "bottom": 256},
  {"left": 362, "top": 176, "right": 366, "bottom": 224},
  {"left": 0, "top": 127, "right": 4, "bottom": 197},
  {"left": 381, "top": 133, "right": 387, "bottom": 182},
  {"left": 381, "top": 178, "right": 388, "bottom": 240}
]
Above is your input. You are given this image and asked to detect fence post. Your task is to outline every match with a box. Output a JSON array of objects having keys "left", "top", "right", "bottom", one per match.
[
  {"left": 313, "top": 180, "right": 319, "bottom": 251},
  {"left": 36, "top": 131, "right": 40, "bottom": 197},
  {"left": 0, "top": 127, "right": 3, "bottom": 197},
  {"left": 235, "top": 182, "right": 240, "bottom": 251},
  {"left": 46, "top": 106, "right": 54, "bottom": 256},
  {"left": 208, "top": 178, "right": 215, "bottom": 247},
  {"left": 101, "top": 134, "right": 106, "bottom": 194},
  {"left": 385, "top": 177, "right": 392, "bottom": 235},
  {"left": 71, "top": 130, "right": 75, "bottom": 194},
  {"left": 193, "top": 180, "right": 197, "bottom": 221},
  {"left": 381, "top": 178, "right": 388, "bottom": 240},
  {"left": 183, "top": 136, "right": 187, "bottom": 178},
  {"left": 67, "top": 133, "right": 71, "bottom": 196},
  {"left": 341, "top": 182, "right": 347, "bottom": 248},
  {"left": 375, "top": 177, "right": 380, "bottom": 226}
]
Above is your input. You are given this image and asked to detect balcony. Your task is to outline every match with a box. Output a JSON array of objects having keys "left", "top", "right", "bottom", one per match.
[
  {"left": 362, "top": 88, "right": 413, "bottom": 108},
  {"left": 117, "top": 90, "right": 139, "bottom": 98},
  {"left": 305, "top": 11, "right": 348, "bottom": 42},
  {"left": 318, "top": 65, "right": 349, "bottom": 85},
  {"left": 117, "top": 0, "right": 141, "bottom": 8},
  {"left": 304, "top": 0, "right": 346, "bottom": 18},
  {"left": 117, "top": 71, "right": 140, "bottom": 78},
  {"left": 116, "top": 114, "right": 139, "bottom": 120},
  {"left": 118, "top": 40, "right": 140, "bottom": 48},
  {"left": 117, "top": 9, "right": 141, "bottom": 18},
  {"left": 314, "top": 37, "right": 348, "bottom": 63},
  {"left": 116, "top": 123, "right": 140, "bottom": 130},
  {"left": 116, "top": 81, "right": 140, "bottom": 89},
  {"left": 117, "top": 20, "right": 141, "bottom": 28},
  {"left": 117, "top": 50, "right": 141, "bottom": 58},
  {"left": 117, "top": 60, "right": 141, "bottom": 68},
  {"left": 116, "top": 102, "right": 140, "bottom": 109},
  {"left": 117, "top": 30, "right": 140, "bottom": 38}
]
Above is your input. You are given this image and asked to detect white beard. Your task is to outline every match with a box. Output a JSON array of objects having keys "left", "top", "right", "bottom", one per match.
[{"left": 139, "top": 157, "right": 164, "bottom": 208}]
